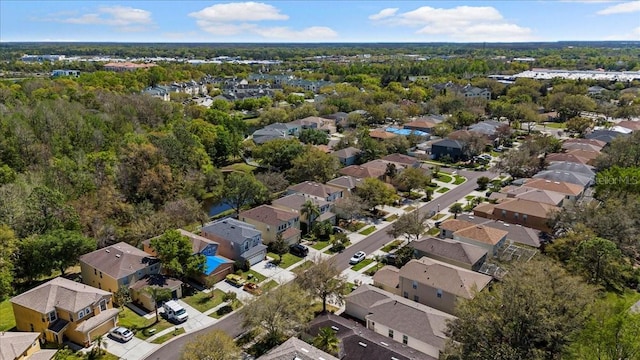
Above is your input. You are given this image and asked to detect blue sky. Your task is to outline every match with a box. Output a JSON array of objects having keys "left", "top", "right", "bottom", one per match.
[{"left": 1, "top": 1, "right": 639, "bottom": 42}]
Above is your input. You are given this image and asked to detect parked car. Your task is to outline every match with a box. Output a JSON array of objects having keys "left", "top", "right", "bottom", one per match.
[
  {"left": 109, "top": 327, "right": 133, "bottom": 342},
  {"left": 349, "top": 251, "right": 366, "bottom": 265},
  {"left": 382, "top": 253, "right": 398, "bottom": 265},
  {"left": 289, "top": 244, "right": 309, "bottom": 257},
  {"left": 243, "top": 282, "right": 262, "bottom": 296},
  {"left": 332, "top": 226, "right": 345, "bottom": 234},
  {"left": 162, "top": 300, "right": 189, "bottom": 323},
  {"left": 225, "top": 274, "right": 246, "bottom": 287}
]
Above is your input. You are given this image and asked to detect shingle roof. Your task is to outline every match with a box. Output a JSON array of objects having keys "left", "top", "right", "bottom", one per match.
[
  {"left": 129, "top": 274, "right": 184, "bottom": 291},
  {"left": 432, "top": 138, "right": 464, "bottom": 149},
  {"left": 547, "top": 161, "right": 596, "bottom": 176},
  {"left": 201, "top": 219, "right": 260, "bottom": 245},
  {"left": 545, "top": 153, "right": 590, "bottom": 165},
  {"left": 399, "top": 258, "right": 492, "bottom": 299},
  {"left": 509, "top": 188, "right": 567, "bottom": 206},
  {"left": 0, "top": 332, "right": 43, "bottom": 360},
  {"left": 372, "top": 266, "right": 400, "bottom": 290},
  {"left": 412, "top": 237, "right": 487, "bottom": 265},
  {"left": 332, "top": 146, "right": 361, "bottom": 159},
  {"left": 616, "top": 120, "right": 640, "bottom": 131},
  {"left": 533, "top": 170, "right": 594, "bottom": 187},
  {"left": 494, "top": 198, "right": 560, "bottom": 218},
  {"left": 440, "top": 219, "right": 476, "bottom": 232},
  {"left": 457, "top": 214, "right": 542, "bottom": 248},
  {"left": 287, "top": 181, "right": 342, "bottom": 199},
  {"left": 80, "top": 242, "right": 158, "bottom": 280},
  {"left": 522, "top": 178, "right": 585, "bottom": 196},
  {"left": 258, "top": 337, "right": 338, "bottom": 360},
  {"left": 382, "top": 153, "right": 418, "bottom": 166},
  {"left": 369, "top": 129, "right": 397, "bottom": 139},
  {"left": 566, "top": 149, "right": 600, "bottom": 161},
  {"left": 453, "top": 224, "right": 508, "bottom": 246},
  {"left": 272, "top": 193, "right": 330, "bottom": 212},
  {"left": 11, "top": 277, "right": 111, "bottom": 314},
  {"left": 326, "top": 176, "right": 362, "bottom": 190},
  {"left": 339, "top": 165, "right": 386, "bottom": 179},
  {"left": 563, "top": 138, "right": 607, "bottom": 148},
  {"left": 561, "top": 142, "right": 603, "bottom": 152},
  {"left": 404, "top": 120, "right": 437, "bottom": 130}
]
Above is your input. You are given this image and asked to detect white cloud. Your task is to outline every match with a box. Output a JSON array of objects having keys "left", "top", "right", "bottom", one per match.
[
  {"left": 597, "top": 1, "right": 640, "bottom": 14},
  {"left": 59, "top": 6, "right": 153, "bottom": 30},
  {"left": 189, "top": 2, "right": 288, "bottom": 22},
  {"left": 190, "top": 2, "right": 337, "bottom": 41},
  {"left": 369, "top": 8, "right": 399, "bottom": 20},
  {"left": 370, "top": 5, "right": 533, "bottom": 42}
]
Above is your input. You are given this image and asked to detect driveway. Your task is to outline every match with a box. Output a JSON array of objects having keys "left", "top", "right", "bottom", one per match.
[{"left": 104, "top": 334, "right": 159, "bottom": 360}]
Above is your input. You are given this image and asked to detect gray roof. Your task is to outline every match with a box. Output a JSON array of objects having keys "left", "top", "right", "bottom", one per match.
[
  {"left": 178, "top": 229, "right": 220, "bottom": 254},
  {"left": 201, "top": 218, "right": 261, "bottom": 245},
  {"left": 326, "top": 176, "right": 362, "bottom": 190},
  {"left": 456, "top": 214, "right": 542, "bottom": 248},
  {"left": 258, "top": 337, "right": 338, "bottom": 360},
  {"left": 432, "top": 138, "right": 464, "bottom": 149},
  {"left": 0, "top": 332, "right": 49, "bottom": 360},
  {"left": 11, "top": 277, "right": 111, "bottom": 314},
  {"left": 272, "top": 193, "right": 330, "bottom": 212},
  {"left": 412, "top": 237, "right": 487, "bottom": 266},
  {"left": 80, "top": 242, "right": 158, "bottom": 280},
  {"left": 400, "top": 258, "right": 492, "bottom": 299},
  {"left": 332, "top": 146, "right": 361, "bottom": 159},
  {"left": 468, "top": 121, "right": 502, "bottom": 135},
  {"left": 547, "top": 161, "right": 596, "bottom": 176},
  {"left": 287, "top": 181, "right": 343, "bottom": 199},
  {"left": 533, "top": 170, "right": 594, "bottom": 187}
]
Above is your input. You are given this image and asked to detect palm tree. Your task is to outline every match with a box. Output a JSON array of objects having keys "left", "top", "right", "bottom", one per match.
[
  {"left": 301, "top": 200, "right": 321, "bottom": 235},
  {"left": 450, "top": 203, "right": 464, "bottom": 219},
  {"left": 313, "top": 327, "right": 340, "bottom": 356},
  {"left": 144, "top": 286, "right": 172, "bottom": 323},
  {"left": 89, "top": 335, "right": 107, "bottom": 359}
]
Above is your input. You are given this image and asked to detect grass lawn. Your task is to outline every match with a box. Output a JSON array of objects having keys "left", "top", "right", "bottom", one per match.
[
  {"left": 544, "top": 122, "right": 566, "bottom": 129},
  {"left": 351, "top": 258, "right": 374, "bottom": 271},
  {"left": 324, "top": 240, "right": 352, "bottom": 254},
  {"left": 404, "top": 205, "right": 416, "bottom": 212},
  {"left": 381, "top": 239, "right": 403, "bottom": 253},
  {"left": 0, "top": 299, "right": 16, "bottom": 331},
  {"left": 117, "top": 307, "right": 176, "bottom": 340},
  {"left": 151, "top": 327, "right": 186, "bottom": 344},
  {"left": 310, "top": 302, "right": 340, "bottom": 315},
  {"left": 268, "top": 252, "right": 303, "bottom": 269},
  {"left": 437, "top": 173, "right": 453, "bottom": 183},
  {"left": 292, "top": 261, "right": 314, "bottom": 275},
  {"left": 310, "top": 240, "right": 331, "bottom": 250},
  {"left": 221, "top": 162, "right": 257, "bottom": 174},
  {"left": 384, "top": 214, "right": 399, "bottom": 222},
  {"left": 432, "top": 213, "right": 447, "bottom": 220},
  {"left": 453, "top": 175, "right": 466, "bottom": 185},
  {"left": 359, "top": 226, "right": 376, "bottom": 236},
  {"left": 261, "top": 280, "right": 279, "bottom": 292},
  {"left": 209, "top": 299, "right": 243, "bottom": 319},
  {"left": 182, "top": 289, "right": 226, "bottom": 313},
  {"left": 240, "top": 270, "right": 266, "bottom": 283},
  {"left": 436, "top": 187, "right": 450, "bottom": 193},
  {"left": 340, "top": 220, "right": 366, "bottom": 232},
  {"left": 465, "top": 195, "right": 476, "bottom": 200},
  {"left": 427, "top": 227, "right": 441, "bottom": 236}
]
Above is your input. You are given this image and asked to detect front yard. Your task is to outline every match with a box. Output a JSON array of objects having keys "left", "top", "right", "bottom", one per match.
[
  {"left": 453, "top": 175, "right": 466, "bottom": 185},
  {"left": 267, "top": 252, "right": 303, "bottom": 269},
  {"left": 117, "top": 307, "right": 177, "bottom": 340},
  {"left": 381, "top": 239, "right": 403, "bottom": 253},
  {"left": 182, "top": 289, "right": 226, "bottom": 313},
  {"left": 150, "top": 327, "right": 185, "bottom": 344},
  {"left": 351, "top": 258, "right": 375, "bottom": 271},
  {"left": 310, "top": 240, "right": 331, "bottom": 250},
  {"left": 437, "top": 173, "right": 453, "bottom": 183},
  {"left": 292, "top": 260, "right": 314, "bottom": 275},
  {"left": 209, "top": 299, "right": 243, "bottom": 319},
  {"left": 239, "top": 269, "right": 267, "bottom": 283},
  {"left": 437, "top": 187, "right": 450, "bottom": 193},
  {"left": 359, "top": 226, "right": 377, "bottom": 235}
]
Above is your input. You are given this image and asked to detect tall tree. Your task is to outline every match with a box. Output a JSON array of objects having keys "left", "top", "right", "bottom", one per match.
[
  {"left": 569, "top": 237, "right": 629, "bottom": 291},
  {"left": 332, "top": 196, "right": 366, "bottom": 222},
  {"left": 394, "top": 167, "right": 432, "bottom": 194},
  {"left": 270, "top": 233, "right": 289, "bottom": 264},
  {"left": 0, "top": 225, "right": 17, "bottom": 300},
  {"left": 252, "top": 138, "right": 305, "bottom": 171},
  {"left": 242, "top": 283, "right": 313, "bottom": 346},
  {"left": 181, "top": 330, "right": 241, "bottom": 360},
  {"left": 449, "top": 203, "right": 463, "bottom": 219},
  {"left": 444, "top": 258, "right": 595, "bottom": 360},
  {"left": 313, "top": 327, "right": 341, "bottom": 356},
  {"left": 301, "top": 200, "right": 321, "bottom": 234},
  {"left": 295, "top": 255, "right": 350, "bottom": 314},
  {"left": 144, "top": 286, "right": 172, "bottom": 323},
  {"left": 288, "top": 147, "right": 340, "bottom": 184},
  {"left": 356, "top": 178, "right": 398, "bottom": 213},
  {"left": 223, "top": 172, "right": 268, "bottom": 215},
  {"left": 387, "top": 210, "right": 431, "bottom": 243},
  {"left": 150, "top": 229, "right": 206, "bottom": 279}
]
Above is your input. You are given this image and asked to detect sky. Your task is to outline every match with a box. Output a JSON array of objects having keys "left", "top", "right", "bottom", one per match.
[{"left": 1, "top": 1, "right": 639, "bottom": 43}]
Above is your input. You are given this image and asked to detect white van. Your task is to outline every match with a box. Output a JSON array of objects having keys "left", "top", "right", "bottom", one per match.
[{"left": 162, "top": 300, "right": 188, "bottom": 323}]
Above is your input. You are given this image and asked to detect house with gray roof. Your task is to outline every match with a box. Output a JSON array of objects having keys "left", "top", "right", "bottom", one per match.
[
  {"left": 468, "top": 120, "right": 505, "bottom": 140},
  {"left": 272, "top": 193, "right": 335, "bottom": 230},
  {"left": 326, "top": 176, "right": 362, "bottom": 197},
  {"left": 547, "top": 161, "right": 596, "bottom": 177},
  {"left": 412, "top": 237, "right": 487, "bottom": 271},
  {"left": 332, "top": 147, "right": 361, "bottom": 166},
  {"left": 286, "top": 181, "right": 344, "bottom": 202},
  {"left": 201, "top": 219, "right": 267, "bottom": 266},
  {"left": 431, "top": 139, "right": 465, "bottom": 161},
  {"left": 252, "top": 122, "right": 301, "bottom": 144},
  {"left": 345, "top": 284, "right": 455, "bottom": 359},
  {"left": 533, "top": 170, "right": 594, "bottom": 187},
  {"left": 0, "top": 332, "right": 57, "bottom": 360},
  {"left": 258, "top": 337, "right": 338, "bottom": 360}
]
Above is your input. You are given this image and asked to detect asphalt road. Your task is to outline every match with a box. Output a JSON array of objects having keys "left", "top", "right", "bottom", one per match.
[{"left": 142, "top": 168, "right": 494, "bottom": 360}]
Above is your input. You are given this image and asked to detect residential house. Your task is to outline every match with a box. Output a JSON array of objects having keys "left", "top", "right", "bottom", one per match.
[
  {"left": 238, "top": 205, "right": 301, "bottom": 244},
  {"left": 561, "top": 142, "right": 603, "bottom": 152},
  {"left": 326, "top": 176, "right": 362, "bottom": 197},
  {"left": 546, "top": 161, "right": 596, "bottom": 177},
  {"left": 457, "top": 214, "right": 543, "bottom": 248},
  {"left": 200, "top": 219, "right": 267, "bottom": 266},
  {"left": 372, "top": 266, "right": 400, "bottom": 293},
  {"left": 51, "top": 69, "right": 80, "bottom": 77},
  {"left": 103, "top": 62, "right": 156, "bottom": 72},
  {"left": 381, "top": 153, "right": 420, "bottom": 169},
  {"left": 498, "top": 186, "right": 567, "bottom": 206},
  {"left": 434, "top": 82, "right": 491, "bottom": 100},
  {"left": 0, "top": 332, "right": 57, "bottom": 360},
  {"left": 404, "top": 119, "right": 437, "bottom": 133},
  {"left": 338, "top": 164, "right": 386, "bottom": 180},
  {"left": 252, "top": 122, "right": 301, "bottom": 145},
  {"left": 616, "top": 120, "right": 640, "bottom": 132},
  {"left": 369, "top": 129, "right": 398, "bottom": 140},
  {"left": 272, "top": 193, "right": 335, "bottom": 230},
  {"left": 411, "top": 237, "right": 487, "bottom": 271},
  {"left": 129, "top": 274, "right": 184, "bottom": 312},
  {"left": 586, "top": 129, "right": 628, "bottom": 144},
  {"left": 324, "top": 112, "right": 349, "bottom": 128},
  {"left": 520, "top": 178, "right": 585, "bottom": 201},
  {"left": 533, "top": 170, "right": 594, "bottom": 187},
  {"left": 308, "top": 314, "right": 437, "bottom": 360},
  {"left": 142, "top": 86, "right": 171, "bottom": 101},
  {"left": 545, "top": 152, "right": 592, "bottom": 165},
  {"left": 468, "top": 120, "right": 504, "bottom": 141},
  {"left": 290, "top": 116, "right": 337, "bottom": 133},
  {"left": 398, "top": 258, "right": 492, "bottom": 314},
  {"left": 587, "top": 85, "right": 606, "bottom": 96},
  {"left": 450, "top": 223, "right": 508, "bottom": 258},
  {"left": 332, "top": 147, "right": 361, "bottom": 166},
  {"left": 286, "top": 181, "right": 344, "bottom": 202},
  {"left": 430, "top": 139, "right": 465, "bottom": 161},
  {"left": 345, "top": 284, "right": 455, "bottom": 359},
  {"left": 258, "top": 337, "right": 338, "bottom": 360},
  {"left": 473, "top": 198, "right": 560, "bottom": 233},
  {"left": 11, "top": 278, "right": 118, "bottom": 347},
  {"left": 563, "top": 138, "right": 607, "bottom": 149},
  {"left": 80, "top": 242, "right": 161, "bottom": 293}
]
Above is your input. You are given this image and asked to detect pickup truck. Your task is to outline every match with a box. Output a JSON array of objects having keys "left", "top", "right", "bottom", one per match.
[
  {"left": 225, "top": 274, "right": 246, "bottom": 287},
  {"left": 243, "top": 282, "right": 262, "bottom": 295}
]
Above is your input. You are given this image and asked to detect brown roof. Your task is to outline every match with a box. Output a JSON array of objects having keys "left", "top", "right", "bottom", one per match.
[
  {"left": 240, "top": 205, "right": 298, "bottom": 226},
  {"left": 512, "top": 188, "right": 565, "bottom": 206},
  {"left": 447, "top": 130, "right": 472, "bottom": 140},
  {"left": 382, "top": 153, "right": 418, "bottom": 166},
  {"left": 522, "top": 178, "right": 584, "bottom": 196},
  {"left": 404, "top": 120, "right": 437, "bottom": 130},
  {"left": 287, "top": 181, "right": 343, "bottom": 199},
  {"left": 545, "top": 153, "right": 590, "bottom": 165},
  {"left": 339, "top": 165, "right": 385, "bottom": 179},
  {"left": 561, "top": 142, "right": 603, "bottom": 152},
  {"left": 280, "top": 227, "right": 302, "bottom": 240},
  {"left": 617, "top": 120, "right": 640, "bottom": 131},
  {"left": 563, "top": 138, "right": 607, "bottom": 148},
  {"left": 494, "top": 198, "right": 560, "bottom": 218},
  {"left": 457, "top": 214, "right": 542, "bottom": 248},
  {"left": 11, "top": 277, "right": 110, "bottom": 314},
  {"left": 453, "top": 224, "right": 508, "bottom": 246},
  {"left": 332, "top": 146, "right": 361, "bottom": 159},
  {"left": 129, "top": 274, "right": 183, "bottom": 291},
  {"left": 178, "top": 229, "right": 220, "bottom": 254},
  {"left": 326, "top": 175, "right": 362, "bottom": 190},
  {"left": 440, "top": 219, "right": 476, "bottom": 232},
  {"left": 79, "top": 242, "right": 158, "bottom": 280},
  {"left": 369, "top": 129, "right": 397, "bottom": 139},
  {"left": 472, "top": 202, "right": 496, "bottom": 216},
  {"left": 413, "top": 237, "right": 487, "bottom": 264},
  {"left": 372, "top": 265, "right": 400, "bottom": 290},
  {"left": 400, "top": 258, "right": 492, "bottom": 299},
  {"left": 566, "top": 149, "right": 600, "bottom": 160}
]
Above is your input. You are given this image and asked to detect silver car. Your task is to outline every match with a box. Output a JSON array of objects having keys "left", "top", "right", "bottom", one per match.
[
  {"left": 110, "top": 326, "right": 134, "bottom": 342},
  {"left": 349, "top": 251, "right": 366, "bottom": 265}
]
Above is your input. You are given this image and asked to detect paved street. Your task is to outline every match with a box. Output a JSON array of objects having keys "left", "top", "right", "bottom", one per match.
[{"left": 142, "top": 168, "right": 494, "bottom": 360}]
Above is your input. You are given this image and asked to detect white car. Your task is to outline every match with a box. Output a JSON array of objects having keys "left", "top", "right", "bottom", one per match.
[
  {"left": 110, "top": 326, "right": 134, "bottom": 342},
  {"left": 349, "top": 251, "right": 367, "bottom": 265}
]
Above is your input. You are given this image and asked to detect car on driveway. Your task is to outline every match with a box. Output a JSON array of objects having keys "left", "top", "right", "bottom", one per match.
[
  {"left": 349, "top": 251, "right": 366, "bottom": 265},
  {"left": 332, "top": 226, "right": 345, "bottom": 234},
  {"left": 289, "top": 244, "right": 309, "bottom": 257},
  {"left": 109, "top": 327, "right": 134, "bottom": 342}
]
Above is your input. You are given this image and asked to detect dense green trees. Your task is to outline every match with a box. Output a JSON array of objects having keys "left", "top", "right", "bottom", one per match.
[
  {"left": 222, "top": 172, "right": 269, "bottom": 215},
  {"left": 149, "top": 229, "right": 206, "bottom": 279},
  {"left": 181, "top": 330, "right": 241, "bottom": 360}
]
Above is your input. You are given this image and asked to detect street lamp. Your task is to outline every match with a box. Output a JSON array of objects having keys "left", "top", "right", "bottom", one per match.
[{"left": 437, "top": 204, "right": 440, "bottom": 212}]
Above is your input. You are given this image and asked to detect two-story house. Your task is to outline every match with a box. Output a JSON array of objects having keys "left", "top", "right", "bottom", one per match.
[
  {"left": 0, "top": 332, "right": 57, "bottom": 360},
  {"left": 200, "top": 219, "right": 267, "bottom": 266},
  {"left": 411, "top": 237, "right": 488, "bottom": 271},
  {"left": 326, "top": 176, "right": 362, "bottom": 197},
  {"left": 80, "top": 242, "right": 161, "bottom": 293},
  {"left": 239, "top": 205, "right": 301, "bottom": 245},
  {"left": 438, "top": 220, "right": 508, "bottom": 258},
  {"left": 11, "top": 277, "right": 119, "bottom": 347},
  {"left": 398, "top": 258, "right": 492, "bottom": 315},
  {"left": 272, "top": 193, "right": 335, "bottom": 232},
  {"left": 345, "top": 284, "right": 455, "bottom": 359},
  {"left": 473, "top": 198, "right": 560, "bottom": 233},
  {"left": 286, "top": 181, "right": 344, "bottom": 203},
  {"left": 331, "top": 147, "right": 362, "bottom": 166}
]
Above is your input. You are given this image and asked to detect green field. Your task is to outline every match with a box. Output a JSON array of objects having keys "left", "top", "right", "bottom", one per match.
[
  {"left": 351, "top": 258, "right": 375, "bottom": 271},
  {"left": 359, "top": 226, "right": 376, "bottom": 235},
  {"left": 0, "top": 299, "right": 16, "bottom": 331},
  {"left": 437, "top": 187, "right": 450, "bottom": 193},
  {"left": 268, "top": 252, "right": 303, "bottom": 269},
  {"left": 182, "top": 289, "right": 226, "bottom": 312}
]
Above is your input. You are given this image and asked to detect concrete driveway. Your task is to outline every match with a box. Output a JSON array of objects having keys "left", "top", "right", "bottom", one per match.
[{"left": 103, "top": 334, "right": 159, "bottom": 360}]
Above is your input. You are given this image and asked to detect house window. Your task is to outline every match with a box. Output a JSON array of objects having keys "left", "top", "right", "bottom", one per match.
[
  {"left": 523, "top": 214, "right": 528, "bottom": 222},
  {"left": 501, "top": 210, "right": 506, "bottom": 217},
  {"left": 99, "top": 299, "right": 107, "bottom": 311},
  {"left": 414, "top": 295, "right": 419, "bottom": 302},
  {"left": 30, "top": 324, "right": 34, "bottom": 332},
  {"left": 369, "top": 321, "right": 375, "bottom": 330},
  {"left": 412, "top": 280, "right": 418, "bottom": 289},
  {"left": 403, "top": 291, "right": 408, "bottom": 298},
  {"left": 388, "top": 329, "right": 394, "bottom": 338},
  {"left": 99, "top": 272, "right": 102, "bottom": 279},
  {"left": 403, "top": 335, "right": 408, "bottom": 345},
  {"left": 244, "top": 242, "right": 249, "bottom": 251},
  {"left": 514, "top": 212, "right": 519, "bottom": 220},
  {"left": 98, "top": 283, "right": 101, "bottom": 289},
  {"left": 437, "top": 289, "right": 443, "bottom": 298},
  {"left": 94, "top": 269, "right": 97, "bottom": 275},
  {"left": 47, "top": 311, "right": 57, "bottom": 322}
]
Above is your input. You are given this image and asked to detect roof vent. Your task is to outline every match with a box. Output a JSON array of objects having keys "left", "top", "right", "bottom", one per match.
[
  {"left": 381, "top": 341, "right": 389, "bottom": 346},
  {"left": 358, "top": 342, "right": 367, "bottom": 347},
  {"left": 331, "top": 326, "right": 339, "bottom": 331},
  {"left": 115, "top": 254, "right": 121, "bottom": 258},
  {"left": 301, "top": 348, "right": 309, "bottom": 353},
  {"left": 105, "top": 249, "right": 110, "bottom": 253}
]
